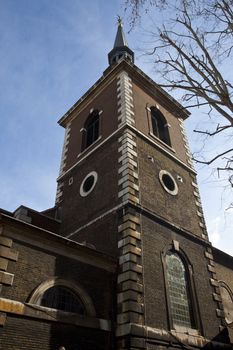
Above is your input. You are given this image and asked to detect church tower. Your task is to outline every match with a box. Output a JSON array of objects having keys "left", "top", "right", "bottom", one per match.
[{"left": 55, "top": 19, "right": 226, "bottom": 350}]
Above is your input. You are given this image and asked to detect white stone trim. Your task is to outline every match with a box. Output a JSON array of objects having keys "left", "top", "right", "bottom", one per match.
[
  {"left": 178, "top": 118, "right": 195, "bottom": 170},
  {"left": 59, "top": 122, "right": 71, "bottom": 176},
  {"left": 55, "top": 181, "right": 64, "bottom": 204},
  {"left": 56, "top": 122, "right": 71, "bottom": 203},
  {"left": 190, "top": 176, "right": 208, "bottom": 236},
  {"left": 118, "top": 163, "right": 134, "bottom": 174},
  {"left": 117, "top": 71, "right": 135, "bottom": 127},
  {"left": 79, "top": 171, "right": 98, "bottom": 197},
  {"left": 159, "top": 170, "right": 178, "bottom": 196}
]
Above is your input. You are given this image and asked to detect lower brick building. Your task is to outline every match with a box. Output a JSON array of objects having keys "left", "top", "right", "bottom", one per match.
[{"left": 0, "top": 20, "right": 232, "bottom": 350}]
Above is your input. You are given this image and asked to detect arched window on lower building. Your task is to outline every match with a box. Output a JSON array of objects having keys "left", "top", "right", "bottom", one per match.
[
  {"left": 165, "top": 251, "right": 196, "bottom": 330},
  {"left": 219, "top": 281, "right": 233, "bottom": 324},
  {"left": 28, "top": 278, "right": 96, "bottom": 316},
  {"left": 150, "top": 107, "right": 171, "bottom": 146},
  {"left": 40, "top": 285, "right": 85, "bottom": 314}
]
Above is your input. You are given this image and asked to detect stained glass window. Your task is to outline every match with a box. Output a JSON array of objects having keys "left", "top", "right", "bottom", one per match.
[{"left": 166, "top": 251, "right": 193, "bottom": 328}]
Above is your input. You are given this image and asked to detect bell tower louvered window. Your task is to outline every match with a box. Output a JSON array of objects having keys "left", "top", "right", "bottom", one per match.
[
  {"left": 151, "top": 107, "right": 171, "bottom": 146},
  {"left": 83, "top": 110, "right": 100, "bottom": 150}
]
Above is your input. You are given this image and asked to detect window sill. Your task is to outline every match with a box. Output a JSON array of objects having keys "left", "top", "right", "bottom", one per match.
[
  {"left": 24, "top": 303, "right": 110, "bottom": 330},
  {"left": 171, "top": 326, "right": 199, "bottom": 336},
  {"left": 77, "top": 135, "right": 102, "bottom": 158},
  {"left": 149, "top": 132, "right": 175, "bottom": 153}
]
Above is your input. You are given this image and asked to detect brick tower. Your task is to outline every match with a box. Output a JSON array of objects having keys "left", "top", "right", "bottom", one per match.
[{"left": 55, "top": 18, "right": 226, "bottom": 350}]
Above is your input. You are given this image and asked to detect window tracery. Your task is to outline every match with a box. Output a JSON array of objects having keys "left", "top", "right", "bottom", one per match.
[{"left": 164, "top": 251, "right": 196, "bottom": 329}]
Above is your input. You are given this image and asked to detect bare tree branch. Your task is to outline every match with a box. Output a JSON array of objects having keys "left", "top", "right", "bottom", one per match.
[
  {"left": 125, "top": 0, "right": 233, "bottom": 204},
  {"left": 194, "top": 124, "right": 232, "bottom": 136},
  {"left": 193, "top": 149, "right": 233, "bottom": 165}
]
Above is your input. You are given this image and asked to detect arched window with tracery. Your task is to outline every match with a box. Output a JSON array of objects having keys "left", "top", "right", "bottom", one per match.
[
  {"left": 165, "top": 251, "right": 196, "bottom": 329},
  {"left": 83, "top": 109, "right": 100, "bottom": 150},
  {"left": 150, "top": 107, "right": 171, "bottom": 146}
]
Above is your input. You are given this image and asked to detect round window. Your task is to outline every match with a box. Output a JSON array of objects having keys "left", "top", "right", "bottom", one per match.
[
  {"left": 80, "top": 171, "right": 98, "bottom": 197},
  {"left": 159, "top": 170, "right": 178, "bottom": 195}
]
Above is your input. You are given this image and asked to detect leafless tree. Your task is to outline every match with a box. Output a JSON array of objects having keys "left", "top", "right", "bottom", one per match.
[{"left": 125, "top": 0, "right": 233, "bottom": 189}]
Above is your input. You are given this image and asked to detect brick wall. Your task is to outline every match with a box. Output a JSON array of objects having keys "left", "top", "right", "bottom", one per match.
[
  {"left": 132, "top": 81, "right": 188, "bottom": 165},
  {"left": 63, "top": 79, "right": 118, "bottom": 172},
  {"left": 59, "top": 135, "right": 119, "bottom": 242},
  {"left": 0, "top": 316, "right": 110, "bottom": 350},
  {"left": 137, "top": 136, "right": 204, "bottom": 238},
  {"left": 1, "top": 240, "right": 113, "bottom": 320}
]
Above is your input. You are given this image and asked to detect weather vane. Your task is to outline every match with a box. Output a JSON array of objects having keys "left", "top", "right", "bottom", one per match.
[{"left": 117, "top": 15, "right": 123, "bottom": 26}]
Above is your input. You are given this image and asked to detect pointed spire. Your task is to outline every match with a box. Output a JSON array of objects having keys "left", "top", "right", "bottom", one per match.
[
  {"left": 113, "top": 16, "right": 128, "bottom": 48},
  {"left": 108, "top": 17, "right": 134, "bottom": 66}
]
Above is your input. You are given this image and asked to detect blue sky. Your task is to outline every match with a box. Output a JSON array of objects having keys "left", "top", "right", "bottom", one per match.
[{"left": 0, "top": 0, "right": 232, "bottom": 255}]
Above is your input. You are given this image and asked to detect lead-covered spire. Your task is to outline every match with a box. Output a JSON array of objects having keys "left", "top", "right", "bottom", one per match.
[{"left": 108, "top": 17, "right": 134, "bottom": 66}]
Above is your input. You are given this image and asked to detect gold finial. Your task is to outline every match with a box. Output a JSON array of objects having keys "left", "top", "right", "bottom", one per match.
[{"left": 117, "top": 15, "right": 123, "bottom": 26}]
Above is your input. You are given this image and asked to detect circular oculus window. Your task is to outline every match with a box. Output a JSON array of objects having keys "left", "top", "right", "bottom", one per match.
[
  {"left": 159, "top": 170, "right": 178, "bottom": 195},
  {"left": 80, "top": 171, "right": 98, "bottom": 197}
]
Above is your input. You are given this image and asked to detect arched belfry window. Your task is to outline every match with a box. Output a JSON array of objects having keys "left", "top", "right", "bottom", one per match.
[
  {"left": 165, "top": 251, "right": 196, "bottom": 329},
  {"left": 83, "top": 109, "right": 100, "bottom": 150},
  {"left": 150, "top": 107, "right": 171, "bottom": 146}
]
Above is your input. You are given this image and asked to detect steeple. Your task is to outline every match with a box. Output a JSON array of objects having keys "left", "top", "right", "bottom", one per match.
[{"left": 108, "top": 16, "right": 134, "bottom": 66}]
